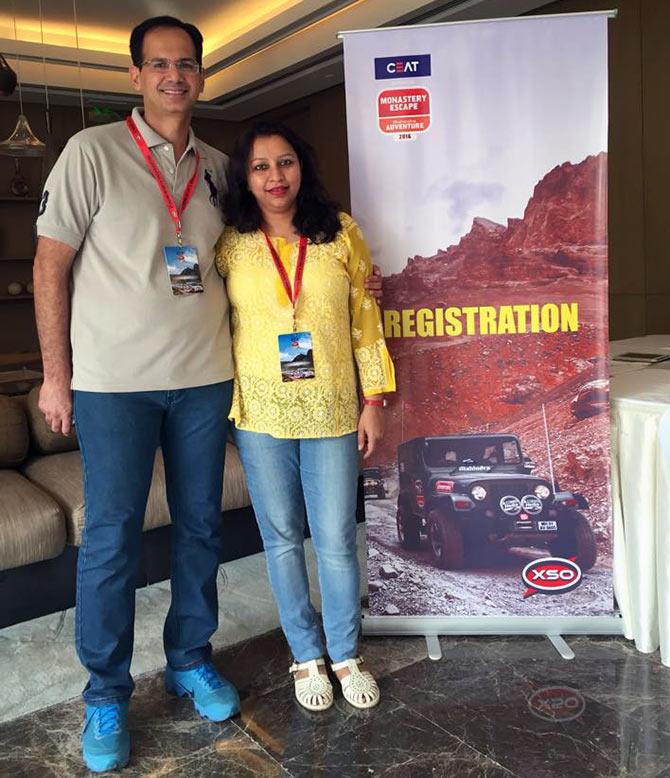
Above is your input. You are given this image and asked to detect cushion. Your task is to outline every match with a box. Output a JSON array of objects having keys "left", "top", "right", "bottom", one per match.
[
  {"left": 0, "top": 470, "right": 66, "bottom": 571},
  {"left": 0, "top": 396, "right": 29, "bottom": 467},
  {"left": 22, "top": 443, "right": 250, "bottom": 546},
  {"left": 24, "top": 385, "right": 79, "bottom": 455},
  {"left": 22, "top": 450, "right": 168, "bottom": 545},
  {"left": 222, "top": 442, "right": 251, "bottom": 511}
]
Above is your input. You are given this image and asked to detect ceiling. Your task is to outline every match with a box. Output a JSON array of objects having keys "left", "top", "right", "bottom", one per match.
[{"left": 0, "top": 0, "right": 555, "bottom": 120}]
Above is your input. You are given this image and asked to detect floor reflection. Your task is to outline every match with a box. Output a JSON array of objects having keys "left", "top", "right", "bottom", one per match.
[{"left": 0, "top": 632, "right": 668, "bottom": 777}]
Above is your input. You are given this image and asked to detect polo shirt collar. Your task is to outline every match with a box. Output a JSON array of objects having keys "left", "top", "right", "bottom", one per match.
[{"left": 130, "top": 107, "right": 197, "bottom": 154}]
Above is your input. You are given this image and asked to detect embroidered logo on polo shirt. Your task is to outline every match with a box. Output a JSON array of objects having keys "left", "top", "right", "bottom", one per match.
[
  {"left": 204, "top": 169, "right": 218, "bottom": 206},
  {"left": 38, "top": 190, "right": 49, "bottom": 216}
]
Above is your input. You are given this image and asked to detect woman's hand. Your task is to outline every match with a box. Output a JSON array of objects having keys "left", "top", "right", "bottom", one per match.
[
  {"left": 358, "top": 403, "right": 385, "bottom": 459},
  {"left": 364, "top": 264, "right": 383, "bottom": 304}
]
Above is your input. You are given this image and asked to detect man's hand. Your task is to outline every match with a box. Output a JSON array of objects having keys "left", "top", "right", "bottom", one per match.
[
  {"left": 33, "top": 235, "right": 77, "bottom": 436},
  {"left": 364, "top": 263, "right": 383, "bottom": 304},
  {"left": 38, "top": 377, "right": 73, "bottom": 435}
]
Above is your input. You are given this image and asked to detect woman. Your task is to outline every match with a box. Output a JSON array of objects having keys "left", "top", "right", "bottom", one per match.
[{"left": 216, "top": 121, "right": 395, "bottom": 711}]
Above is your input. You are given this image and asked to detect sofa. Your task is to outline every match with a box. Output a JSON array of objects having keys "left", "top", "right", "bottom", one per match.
[
  {"left": 0, "top": 388, "right": 367, "bottom": 629},
  {"left": 0, "top": 387, "right": 262, "bottom": 629}
]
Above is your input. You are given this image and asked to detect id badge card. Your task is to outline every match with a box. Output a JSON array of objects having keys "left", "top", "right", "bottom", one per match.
[
  {"left": 163, "top": 245, "right": 204, "bottom": 296},
  {"left": 278, "top": 331, "right": 315, "bottom": 382}
]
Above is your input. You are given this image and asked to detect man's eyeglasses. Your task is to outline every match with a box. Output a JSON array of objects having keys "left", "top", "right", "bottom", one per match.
[{"left": 140, "top": 58, "right": 201, "bottom": 74}]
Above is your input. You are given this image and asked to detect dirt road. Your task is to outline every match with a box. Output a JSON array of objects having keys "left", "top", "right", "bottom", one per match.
[{"left": 365, "top": 498, "right": 614, "bottom": 618}]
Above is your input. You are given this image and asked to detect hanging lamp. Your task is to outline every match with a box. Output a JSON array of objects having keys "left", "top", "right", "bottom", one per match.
[
  {"left": 73, "top": 0, "right": 86, "bottom": 129},
  {"left": 0, "top": 114, "right": 46, "bottom": 157},
  {"left": 0, "top": 3, "right": 46, "bottom": 157}
]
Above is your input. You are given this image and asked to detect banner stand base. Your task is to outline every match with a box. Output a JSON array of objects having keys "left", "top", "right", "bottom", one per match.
[
  {"left": 425, "top": 634, "right": 442, "bottom": 660},
  {"left": 363, "top": 613, "right": 624, "bottom": 662},
  {"left": 547, "top": 634, "right": 575, "bottom": 660},
  {"left": 424, "top": 633, "right": 577, "bottom": 662}
]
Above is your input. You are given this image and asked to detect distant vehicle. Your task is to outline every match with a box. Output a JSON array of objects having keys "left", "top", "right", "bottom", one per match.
[
  {"left": 396, "top": 434, "right": 597, "bottom": 571},
  {"left": 571, "top": 379, "right": 609, "bottom": 420},
  {"left": 363, "top": 467, "right": 386, "bottom": 500}
]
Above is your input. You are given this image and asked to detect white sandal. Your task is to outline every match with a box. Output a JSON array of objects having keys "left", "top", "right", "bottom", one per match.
[
  {"left": 330, "top": 656, "right": 380, "bottom": 709},
  {"left": 289, "top": 658, "right": 333, "bottom": 711}
]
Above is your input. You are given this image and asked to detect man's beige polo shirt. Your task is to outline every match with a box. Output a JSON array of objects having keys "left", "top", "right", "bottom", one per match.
[{"left": 36, "top": 107, "right": 233, "bottom": 392}]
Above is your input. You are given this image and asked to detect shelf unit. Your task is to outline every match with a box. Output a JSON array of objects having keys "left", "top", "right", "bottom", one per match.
[
  {"left": 0, "top": 351, "right": 41, "bottom": 368},
  {"left": 0, "top": 174, "right": 40, "bottom": 354}
]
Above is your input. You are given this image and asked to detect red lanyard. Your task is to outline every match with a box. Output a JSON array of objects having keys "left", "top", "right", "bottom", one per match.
[
  {"left": 262, "top": 231, "right": 308, "bottom": 331},
  {"left": 126, "top": 116, "right": 200, "bottom": 246}
]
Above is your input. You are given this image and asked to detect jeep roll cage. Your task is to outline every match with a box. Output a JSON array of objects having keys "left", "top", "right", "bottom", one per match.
[{"left": 398, "top": 434, "right": 525, "bottom": 471}]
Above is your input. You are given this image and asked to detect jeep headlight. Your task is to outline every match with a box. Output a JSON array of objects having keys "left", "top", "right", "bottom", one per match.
[
  {"left": 471, "top": 485, "right": 487, "bottom": 501},
  {"left": 534, "top": 484, "right": 551, "bottom": 500}
]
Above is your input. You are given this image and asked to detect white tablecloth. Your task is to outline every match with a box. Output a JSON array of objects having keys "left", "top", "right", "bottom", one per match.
[{"left": 611, "top": 336, "right": 670, "bottom": 666}]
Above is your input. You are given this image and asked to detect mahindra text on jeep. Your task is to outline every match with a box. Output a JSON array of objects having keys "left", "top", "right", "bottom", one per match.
[{"left": 396, "top": 434, "right": 597, "bottom": 571}]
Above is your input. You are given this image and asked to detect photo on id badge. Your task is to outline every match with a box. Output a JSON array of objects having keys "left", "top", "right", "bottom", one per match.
[
  {"left": 278, "top": 332, "right": 315, "bottom": 382},
  {"left": 163, "top": 245, "right": 204, "bottom": 295}
]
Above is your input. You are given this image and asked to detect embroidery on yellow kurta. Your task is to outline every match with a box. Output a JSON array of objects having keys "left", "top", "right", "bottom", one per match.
[{"left": 215, "top": 212, "right": 395, "bottom": 438}]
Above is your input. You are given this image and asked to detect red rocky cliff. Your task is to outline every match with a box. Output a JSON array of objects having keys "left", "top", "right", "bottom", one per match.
[
  {"left": 385, "top": 153, "right": 608, "bottom": 303},
  {"left": 505, "top": 153, "right": 608, "bottom": 250}
]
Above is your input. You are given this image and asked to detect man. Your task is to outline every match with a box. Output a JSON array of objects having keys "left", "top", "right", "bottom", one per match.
[{"left": 34, "top": 17, "right": 238, "bottom": 772}]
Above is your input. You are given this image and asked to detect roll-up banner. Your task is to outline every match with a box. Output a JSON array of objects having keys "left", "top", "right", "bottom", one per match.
[{"left": 341, "top": 12, "right": 619, "bottom": 633}]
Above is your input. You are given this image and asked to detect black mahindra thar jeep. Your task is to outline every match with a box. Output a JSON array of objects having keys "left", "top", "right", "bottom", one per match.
[{"left": 396, "top": 434, "right": 597, "bottom": 571}]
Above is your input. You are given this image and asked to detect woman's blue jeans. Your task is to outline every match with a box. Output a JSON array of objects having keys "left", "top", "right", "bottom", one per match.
[
  {"left": 234, "top": 429, "right": 360, "bottom": 663},
  {"left": 73, "top": 382, "right": 232, "bottom": 704}
]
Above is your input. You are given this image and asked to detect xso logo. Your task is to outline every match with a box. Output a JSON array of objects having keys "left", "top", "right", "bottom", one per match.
[
  {"left": 375, "top": 54, "right": 431, "bottom": 80},
  {"left": 522, "top": 557, "right": 582, "bottom": 598},
  {"left": 531, "top": 569, "right": 573, "bottom": 581},
  {"left": 528, "top": 686, "right": 586, "bottom": 722}
]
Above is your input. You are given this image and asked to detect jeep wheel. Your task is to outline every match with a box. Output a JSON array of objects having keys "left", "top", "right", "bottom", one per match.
[
  {"left": 397, "top": 504, "right": 421, "bottom": 549},
  {"left": 549, "top": 510, "right": 597, "bottom": 571},
  {"left": 428, "top": 509, "right": 465, "bottom": 570}
]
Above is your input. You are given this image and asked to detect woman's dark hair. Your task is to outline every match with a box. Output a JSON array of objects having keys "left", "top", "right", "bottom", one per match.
[
  {"left": 224, "top": 121, "right": 341, "bottom": 244},
  {"left": 130, "top": 16, "right": 203, "bottom": 68}
]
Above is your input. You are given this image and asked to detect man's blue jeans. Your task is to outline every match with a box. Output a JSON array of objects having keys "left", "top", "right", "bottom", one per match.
[
  {"left": 233, "top": 429, "right": 360, "bottom": 663},
  {"left": 73, "top": 382, "right": 232, "bottom": 705}
]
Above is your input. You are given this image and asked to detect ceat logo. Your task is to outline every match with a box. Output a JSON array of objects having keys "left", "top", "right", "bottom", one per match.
[
  {"left": 374, "top": 54, "right": 431, "bottom": 80},
  {"left": 528, "top": 686, "right": 586, "bottom": 722},
  {"left": 521, "top": 557, "right": 582, "bottom": 598}
]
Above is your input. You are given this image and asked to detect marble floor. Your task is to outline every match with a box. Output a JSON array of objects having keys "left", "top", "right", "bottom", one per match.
[
  {"left": 1, "top": 628, "right": 670, "bottom": 776},
  {"left": 0, "top": 527, "right": 368, "bottom": 724},
  {"left": 2, "top": 523, "right": 669, "bottom": 777}
]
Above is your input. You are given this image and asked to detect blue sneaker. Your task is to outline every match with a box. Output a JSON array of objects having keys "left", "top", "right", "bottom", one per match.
[
  {"left": 81, "top": 702, "right": 130, "bottom": 773},
  {"left": 165, "top": 662, "right": 240, "bottom": 722}
]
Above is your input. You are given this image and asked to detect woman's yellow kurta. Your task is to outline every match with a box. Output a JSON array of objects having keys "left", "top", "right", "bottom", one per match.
[{"left": 215, "top": 213, "right": 395, "bottom": 438}]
